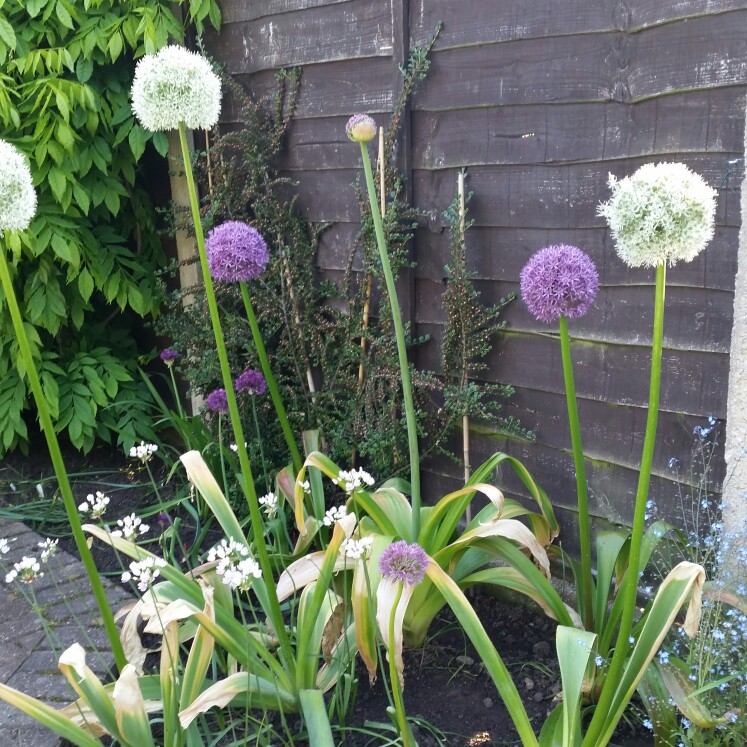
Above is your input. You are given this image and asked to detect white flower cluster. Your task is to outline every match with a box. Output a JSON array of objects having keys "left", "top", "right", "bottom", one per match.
[
  {"left": 259, "top": 492, "right": 279, "bottom": 518},
  {"left": 207, "top": 538, "right": 261, "bottom": 592},
  {"left": 297, "top": 479, "right": 311, "bottom": 494},
  {"left": 332, "top": 468, "right": 375, "bottom": 494},
  {"left": 322, "top": 505, "right": 348, "bottom": 527},
  {"left": 111, "top": 513, "right": 149, "bottom": 542},
  {"left": 38, "top": 538, "right": 58, "bottom": 562},
  {"left": 0, "top": 139, "right": 37, "bottom": 234},
  {"left": 121, "top": 557, "right": 167, "bottom": 592},
  {"left": 5, "top": 556, "right": 42, "bottom": 584},
  {"left": 78, "top": 492, "right": 110, "bottom": 519},
  {"left": 0, "top": 538, "right": 11, "bottom": 554},
  {"left": 341, "top": 535, "right": 374, "bottom": 560},
  {"left": 598, "top": 162, "right": 717, "bottom": 268},
  {"left": 129, "top": 441, "right": 158, "bottom": 463},
  {"left": 131, "top": 45, "right": 222, "bottom": 133}
]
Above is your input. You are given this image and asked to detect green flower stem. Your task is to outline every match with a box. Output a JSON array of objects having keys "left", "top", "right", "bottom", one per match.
[
  {"left": 177, "top": 123, "right": 293, "bottom": 670},
  {"left": 0, "top": 248, "right": 126, "bottom": 671},
  {"left": 558, "top": 315, "right": 594, "bottom": 631},
  {"left": 239, "top": 281, "right": 303, "bottom": 475},
  {"left": 388, "top": 582, "right": 413, "bottom": 747},
  {"left": 583, "top": 263, "right": 666, "bottom": 747},
  {"left": 358, "top": 141, "right": 421, "bottom": 540}
]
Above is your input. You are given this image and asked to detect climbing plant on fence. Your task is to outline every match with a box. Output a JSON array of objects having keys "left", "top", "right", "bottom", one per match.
[{"left": 0, "top": 0, "right": 219, "bottom": 454}]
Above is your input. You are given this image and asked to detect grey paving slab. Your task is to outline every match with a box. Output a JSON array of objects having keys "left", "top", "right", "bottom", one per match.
[{"left": 0, "top": 518, "right": 133, "bottom": 745}]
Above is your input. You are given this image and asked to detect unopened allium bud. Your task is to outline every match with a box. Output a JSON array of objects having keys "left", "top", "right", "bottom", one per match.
[
  {"left": 0, "top": 140, "right": 37, "bottom": 233},
  {"left": 206, "top": 221, "right": 269, "bottom": 282},
  {"left": 131, "top": 45, "right": 221, "bottom": 132},
  {"left": 520, "top": 245, "right": 599, "bottom": 323},
  {"left": 346, "top": 114, "right": 376, "bottom": 143}
]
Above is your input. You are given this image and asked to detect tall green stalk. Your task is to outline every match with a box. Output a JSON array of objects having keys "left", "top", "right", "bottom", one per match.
[
  {"left": 177, "top": 123, "right": 293, "bottom": 670},
  {"left": 357, "top": 142, "right": 421, "bottom": 540},
  {"left": 0, "top": 249, "right": 126, "bottom": 671},
  {"left": 583, "top": 263, "right": 666, "bottom": 747},
  {"left": 558, "top": 315, "right": 594, "bottom": 631},
  {"left": 239, "top": 281, "right": 303, "bottom": 474},
  {"left": 388, "top": 583, "right": 413, "bottom": 747}
]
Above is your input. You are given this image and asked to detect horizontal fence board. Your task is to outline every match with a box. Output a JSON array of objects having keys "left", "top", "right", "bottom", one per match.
[
  {"left": 221, "top": 0, "right": 350, "bottom": 24},
  {"left": 413, "top": 278, "right": 732, "bottom": 353},
  {"left": 212, "top": 0, "right": 393, "bottom": 74},
  {"left": 277, "top": 169, "right": 361, "bottom": 222},
  {"left": 227, "top": 58, "right": 396, "bottom": 120},
  {"left": 630, "top": 0, "right": 747, "bottom": 29},
  {"left": 414, "top": 323, "right": 729, "bottom": 416},
  {"left": 412, "top": 226, "right": 738, "bottom": 293},
  {"left": 412, "top": 156, "right": 742, "bottom": 229},
  {"left": 411, "top": 89, "right": 745, "bottom": 169}
]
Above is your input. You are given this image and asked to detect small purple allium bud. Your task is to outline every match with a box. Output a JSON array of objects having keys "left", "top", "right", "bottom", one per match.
[
  {"left": 205, "top": 388, "right": 229, "bottom": 414},
  {"left": 160, "top": 348, "right": 179, "bottom": 367},
  {"left": 157, "top": 511, "right": 172, "bottom": 528},
  {"left": 206, "top": 221, "right": 269, "bottom": 283},
  {"left": 520, "top": 245, "right": 599, "bottom": 323},
  {"left": 235, "top": 369, "right": 267, "bottom": 396},
  {"left": 378, "top": 541, "right": 429, "bottom": 586},
  {"left": 346, "top": 114, "right": 376, "bottom": 143}
]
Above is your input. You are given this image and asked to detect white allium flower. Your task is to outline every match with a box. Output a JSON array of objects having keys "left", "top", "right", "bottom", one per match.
[
  {"left": 297, "top": 479, "right": 311, "bottom": 494},
  {"left": 341, "top": 535, "right": 374, "bottom": 560},
  {"left": 111, "top": 514, "right": 149, "bottom": 542},
  {"left": 207, "top": 538, "right": 260, "bottom": 591},
  {"left": 0, "top": 140, "right": 37, "bottom": 233},
  {"left": 129, "top": 441, "right": 158, "bottom": 463},
  {"left": 259, "top": 492, "right": 279, "bottom": 518},
  {"left": 131, "top": 45, "right": 221, "bottom": 132},
  {"left": 0, "top": 538, "right": 11, "bottom": 554},
  {"left": 598, "top": 162, "right": 717, "bottom": 268},
  {"left": 78, "top": 492, "right": 110, "bottom": 519},
  {"left": 38, "top": 538, "right": 58, "bottom": 562},
  {"left": 121, "top": 557, "right": 167, "bottom": 592},
  {"left": 6, "top": 556, "right": 42, "bottom": 584},
  {"left": 322, "top": 505, "right": 348, "bottom": 527},
  {"left": 332, "top": 468, "right": 375, "bottom": 494}
]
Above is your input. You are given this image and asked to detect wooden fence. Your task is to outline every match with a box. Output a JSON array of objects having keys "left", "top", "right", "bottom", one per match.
[{"left": 206, "top": 0, "right": 746, "bottom": 541}]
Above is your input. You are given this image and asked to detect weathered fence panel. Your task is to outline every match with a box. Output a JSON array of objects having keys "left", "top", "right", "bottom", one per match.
[{"left": 207, "top": 0, "right": 745, "bottom": 536}]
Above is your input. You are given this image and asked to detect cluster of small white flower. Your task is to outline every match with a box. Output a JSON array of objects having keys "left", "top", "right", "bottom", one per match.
[
  {"left": 121, "top": 557, "right": 167, "bottom": 592},
  {"left": 229, "top": 442, "right": 248, "bottom": 453},
  {"left": 207, "top": 538, "right": 261, "bottom": 592},
  {"left": 78, "top": 492, "right": 110, "bottom": 519},
  {"left": 297, "top": 479, "right": 311, "bottom": 494},
  {"left": 340, "top": 536, "right": 374, "bottom": 560},
  {"left": 332, "top": 468, "right": 375, "bottom": 494},
  {"left": 5, "top": 556, "right": 42, "bottom": 584},
  {"left": 111, "top": 514, "right": 149, "bottom": 542},
  {"left": 129, "top": 442, "right": 158, "bottom": 463},
  {"left": 0, "top": 538, "right": 11, "bottom": 555},
  {"left": 259, "top": 492, "right": 279, "bottom": 519},
  {"left": 322, "top": 505, "right": 348, "bottom": 527},
  {"left": 37, "top": 538, "right": 58, "bottom": 562}
]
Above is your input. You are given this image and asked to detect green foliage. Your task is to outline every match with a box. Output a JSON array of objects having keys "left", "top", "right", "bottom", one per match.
[{"left": 0, "top": 0, "right": 218, "bottom": 454}]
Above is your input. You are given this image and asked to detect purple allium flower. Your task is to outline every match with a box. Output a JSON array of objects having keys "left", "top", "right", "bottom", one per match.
[
  {"left": 160, "top": 348, "right": 179, "bottom": 366},
  {"left": 206, "top": 221, "right": 269, "bottom": 282},
  {"left": 156, "top": 511, "right": 172, "bottom": 528},
  {"left": 346, "top": 114, "right": 376, "bottom": 143},
  {"left": 235, "top": 369, "right": 267, "bottom": 396},
  {"left": 520, "top": 245, "right": 599, "bottom": 323},
  {"left": 378, "top": 541, "right": 429, "bottom": 586},
  {"left": 205, "top": 388, "right": 229, "bottom": 414}
]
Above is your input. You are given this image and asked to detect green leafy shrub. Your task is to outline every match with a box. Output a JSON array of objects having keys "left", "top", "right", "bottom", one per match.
[{"left": 0, "top": 0, "right": 218, "bottom": 453}]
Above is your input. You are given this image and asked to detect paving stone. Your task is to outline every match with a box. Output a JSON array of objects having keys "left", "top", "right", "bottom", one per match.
[{"left": 0, "top": 725, "right": 61, "bottom": 746}]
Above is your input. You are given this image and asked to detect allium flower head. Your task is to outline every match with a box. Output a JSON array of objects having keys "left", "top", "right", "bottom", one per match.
[
  {"left": 0, "top": 140, "right": 37, "bottom": 233},
  {"left": 346, "top": 114, "right": 376, "bottom": 143},
  {"left": 206, "top": 221, "right": 269, "bottom": 282},
  {"left": 207, "top": 538, "right": 261, "bottom": 591},
  {"left": 259, "top": 492, "right": 279, "bottom": 518},
  {"left": 131, "top": 45, "right": 221, "bottom": 132},
  {"left": 332, "top": 468, "right": 375, "bottom": 494},
  {"left": 38, "top": 538, "right": 58, "bottom": 563},
  {"left": 121, "top": 557, "right": 167, "bottom": 592},
  {"left": 379, "top": 541, "right": 428, "bottom": 586},
  {"left": 129, "top": 442, "right": 158, "bottom": 463},
  {"left": 520, "top": 245, "right": 599, "bottom": 323},
  {"left": 235, "top": 369, "right": 267, "bottom": 396},
  {"left": 205, "top": 388, "right": 229, "bottom": 414},
  {"left": 111, "top": 513, "right": 149, "bottom": 542},
  {"left": 322, "top": 505, "right": 348, "bottom": 527},
  {"left": 160, "top": 348, "right": 179, "bottom": 367},
  {"left": 5, "top": 556, "right": 42, "bottom": 584},
  {"left": 598, "top": 162, "right": 717, "bottom": 268},
  {"left": 0, "top": 538, "right": 11, "bottom": 554},
  {"left": 78, "top": 492, "right": 110, "bottom": 520}
]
